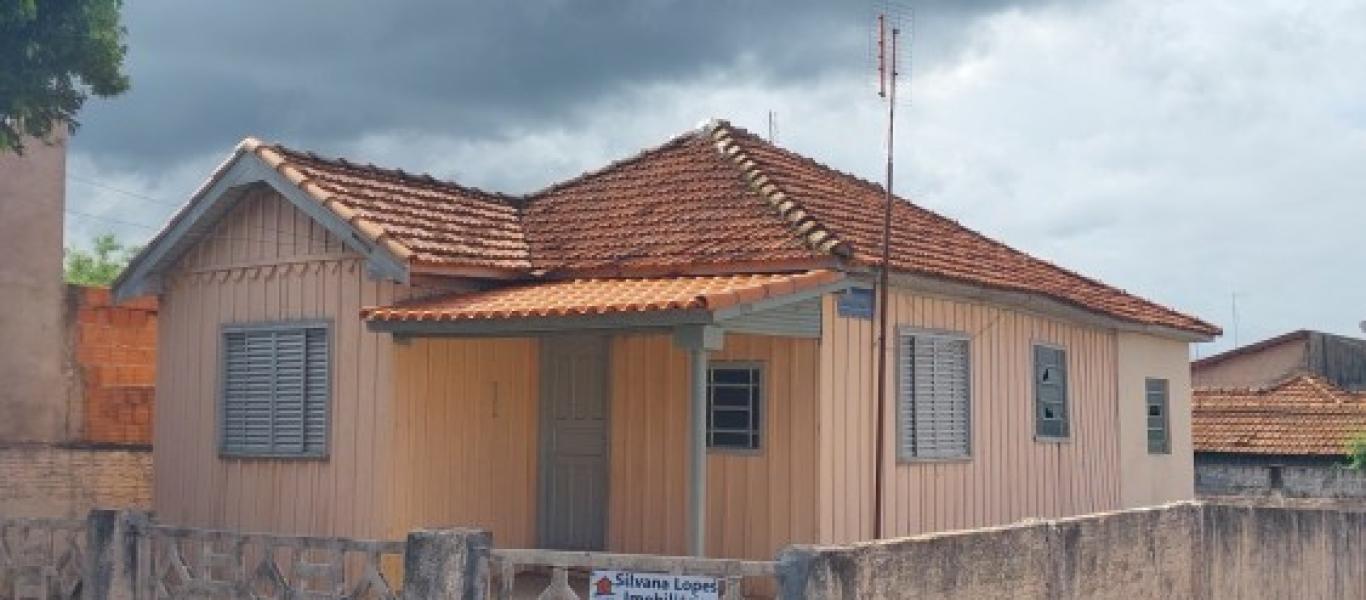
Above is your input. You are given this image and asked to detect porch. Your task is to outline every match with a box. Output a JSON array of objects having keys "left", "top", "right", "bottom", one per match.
[{"left": 368, "top": 271, "right": 848, "bottom": 560}]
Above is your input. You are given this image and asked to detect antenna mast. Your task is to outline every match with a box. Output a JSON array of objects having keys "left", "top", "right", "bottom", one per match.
[{"left": 872, "top": 10, "right": 901, "bottom": 541}]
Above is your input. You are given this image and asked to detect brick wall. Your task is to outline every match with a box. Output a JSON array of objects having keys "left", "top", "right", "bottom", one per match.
[
  {"left": 68, "top": 285, "right": 156, "bottom": 446},
  {"left": 0, "top": 445, "right": 152, "bottom": 518}
]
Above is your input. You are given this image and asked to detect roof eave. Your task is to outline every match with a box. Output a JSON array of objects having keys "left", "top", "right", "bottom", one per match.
[
  {"left": 871, "top": 269, "right": 1217, "bottom": 342},
  {"left": 112, "top": 142, "right": 412, "bottom": 303}
]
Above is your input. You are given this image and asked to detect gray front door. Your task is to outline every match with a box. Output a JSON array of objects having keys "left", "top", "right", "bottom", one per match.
[{"left": 539, "top": 335, "right": 609, "bottom": 550}]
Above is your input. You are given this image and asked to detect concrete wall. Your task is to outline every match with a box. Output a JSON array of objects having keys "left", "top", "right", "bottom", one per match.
[
  {"left": 0, "top": 132, "right": 67, "bottom": 443},
  {"left": 1116, "top": 332, "right": 1196, "bottom": 507},
  {"left": 1192, "top": 336, "right": 1307, "bottom": 389},
  {"left": 779, "top": 501, "right": 1364, "bottom": 600},
  {"left": 1196, "top": 462, "right": 1366, "bottom": 499},
  {"left": 0, "top": 445, "right": 152, "bottom": 518}
]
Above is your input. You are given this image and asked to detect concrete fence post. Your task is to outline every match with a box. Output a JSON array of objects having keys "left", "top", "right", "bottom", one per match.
[
  {"left": 84, "top": 509, "right": 149, "bottom": 600},
  {"left": 400, "top": 527, "right": 492, "bottom": 600}
]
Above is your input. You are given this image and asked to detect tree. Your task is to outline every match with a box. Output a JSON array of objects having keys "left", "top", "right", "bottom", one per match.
[
  {"left": 1350, "top": 432, "right": 1366, "bottom": 471},
  {"left": 65, "top": 232, "right": 138, "bottom": 286},
  {"left": 0, "top": 0, "right": 130, "bottom": 154}
]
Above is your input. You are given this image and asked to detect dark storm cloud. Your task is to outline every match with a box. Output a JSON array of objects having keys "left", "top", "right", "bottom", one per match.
[{"left": 74, "top": 0, "right": 1058, "bottom": 169}]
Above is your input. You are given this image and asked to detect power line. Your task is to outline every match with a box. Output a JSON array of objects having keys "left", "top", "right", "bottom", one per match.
[{"left": 67, "top": 173, "right": 187, "bottom": 208}]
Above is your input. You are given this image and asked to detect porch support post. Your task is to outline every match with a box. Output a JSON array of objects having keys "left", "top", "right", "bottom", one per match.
[{"left": 675, "top": 325, "right": 724, "bottom": 557}]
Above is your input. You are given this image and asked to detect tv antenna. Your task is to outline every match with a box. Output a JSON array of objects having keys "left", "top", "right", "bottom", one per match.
[{"left": 872, "top": 2, "right": 908, "bottom": 542}]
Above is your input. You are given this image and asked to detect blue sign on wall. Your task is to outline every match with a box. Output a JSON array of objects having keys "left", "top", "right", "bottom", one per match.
[{"left": 837, "top": 288, "right": 875, "bottom": 319}]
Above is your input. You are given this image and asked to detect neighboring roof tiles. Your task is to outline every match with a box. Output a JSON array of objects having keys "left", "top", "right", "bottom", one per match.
[
  {"left": 710, "top": 123, "right": 1221, "bottom": 337},
  {"left": 362, "top": 270, "right": 842, "bottom": 321},
  {"left": 247, "top": 140, "right": 531, "bottom": 272},
  {"left": 1193, "top": 375, "right": 1366, "bottom": 456}
]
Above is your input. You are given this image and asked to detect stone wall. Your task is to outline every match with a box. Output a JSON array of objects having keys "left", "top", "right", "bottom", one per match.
[
  {"left": 1197, "top": 462, "right": 1366, "bottom": 499},
  {"left": 0, "top": 445, "right": 151, "bottom": 518},
  {"left": 778, "top": 501, "right": 1364, "bottom": 599}
]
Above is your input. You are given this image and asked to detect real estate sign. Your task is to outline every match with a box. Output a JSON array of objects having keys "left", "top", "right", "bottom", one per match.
[{"left": 588, "top": 570, "right": 721, "bottom": 600}]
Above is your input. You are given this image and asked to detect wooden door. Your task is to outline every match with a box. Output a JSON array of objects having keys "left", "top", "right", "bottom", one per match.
[{"left": 538, "top": 335, "right": 610, "bottom": 550}]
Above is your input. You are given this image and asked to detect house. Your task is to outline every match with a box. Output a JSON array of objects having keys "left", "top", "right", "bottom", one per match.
[
  {"left": 1192, "top": 329, "right": 1366, "bottom": 391},
  {"left": 113, "top": 119, "right": 1218, "bottom": 559},
  {"left": 1193, "top": 374, "right": 1366, "bottom": 499}
]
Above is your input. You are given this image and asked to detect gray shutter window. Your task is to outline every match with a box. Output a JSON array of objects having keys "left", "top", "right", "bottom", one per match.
[
  {"left": 222, "top": 323, "right": 330, "bottom": 458},
  {"left": 1034, "top": 344, "right": 1070, "bottom": 439},
  {"left": 1145, "top": 378, "right": 1170, "bottom": 454},
  {"left": 898, "top": 331, "right": 971, "bottom": 460}
]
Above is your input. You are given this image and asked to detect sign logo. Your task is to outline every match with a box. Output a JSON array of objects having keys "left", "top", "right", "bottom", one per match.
[{"left": 589, "top": 570, "right": 721, "bottom": 600}]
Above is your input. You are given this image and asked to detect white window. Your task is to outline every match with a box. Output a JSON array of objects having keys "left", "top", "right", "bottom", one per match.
[
  {"left": 898, "top": 331, "right": 971, "bottom": 460},
  {"left": 220, "top": 322, "right": 330, "bottom": 458}
]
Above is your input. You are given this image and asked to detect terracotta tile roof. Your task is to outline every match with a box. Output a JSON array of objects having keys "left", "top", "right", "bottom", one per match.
[
  {"left": 707, "top": 124, "right": 1220, "bottom": 336},
  {"left": 362, "top": 270, "right": 843, "bottom": 321},
  {"left": 1193, "top": 374, "right": 1366, "bottom": 456},
  {"left": 233, "top": 119, "right": 1216, "bottom": 336},
  {"left": 520, "top": 131, "right": 826, "bottom": 273},
  {"left": 244, "top": 139, "right": 531, "bottom": 272}
]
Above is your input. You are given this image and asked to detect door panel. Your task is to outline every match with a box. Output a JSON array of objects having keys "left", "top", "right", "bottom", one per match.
[{"left": 539, "top": 335, "right": 609, "bottom": 550}]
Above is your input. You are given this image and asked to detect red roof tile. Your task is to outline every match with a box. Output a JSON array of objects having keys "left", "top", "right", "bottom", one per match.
[
  {"left": 1193, "top": 375, "right": 1366, "bottom": 456},
  {"left": 362, "top": 270, "right": 843, "bottom": 322},
  {"left": 237, "top": 119, "right": 1216, "bottom": 336}
]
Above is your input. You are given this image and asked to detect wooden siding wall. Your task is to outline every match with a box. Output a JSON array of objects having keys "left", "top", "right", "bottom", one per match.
[
  {"left": 818, "top": 288, "right": 1123, "bottom": 544},
  {"left": 155, "top": 188, "right": 415, "bottom": 538},
  {"left": 608, "top": 333, "right": 820, "bottom": 559},
  {"left": 387, "top": 338, "right": 540, "bottom": 544}
]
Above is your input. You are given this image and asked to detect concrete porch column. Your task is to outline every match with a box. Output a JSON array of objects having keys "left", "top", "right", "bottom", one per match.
[{"left": 674, "top": 325, "right": 724, "bottom": 557}]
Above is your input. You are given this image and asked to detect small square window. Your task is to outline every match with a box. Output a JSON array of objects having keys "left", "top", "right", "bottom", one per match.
[
  {"left": 220, "top": 322, "right": 331, "bottom": 458},
  {"left": 707, "top": 363, "right": 762, "bottom": 451}
]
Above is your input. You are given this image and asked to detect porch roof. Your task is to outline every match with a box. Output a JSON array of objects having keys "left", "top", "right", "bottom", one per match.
[{"left": 362, "top": 270, "right": 843, "bottom": 325}]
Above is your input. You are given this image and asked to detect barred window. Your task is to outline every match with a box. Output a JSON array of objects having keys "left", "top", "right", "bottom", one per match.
[
  {"left": 221, "top": 322, "right": 330, "bottom": 458},
  {"left": 898, "top": 331, "right": 972, "bottom": 459},
  {"left": 1034, "top": 344, "right": 1070, "bottom": 440},
  {"left": 1146, "top": 378, "right": 1171, "bottom": 454},
  {"left": 707, "top": 363, "right": 763, "bottom": 451}
]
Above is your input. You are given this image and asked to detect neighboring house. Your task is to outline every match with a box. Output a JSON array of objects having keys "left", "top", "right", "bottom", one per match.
[
  {"left": 113, "top": 119, "right": 1218, "bottom": 559},
  {"left": 1193, "top": 374, "right": 1366, "bottom": 499},
  {"left": 0, "top": 132, "right": 154, "bottom": 517},
  {"left": 1192, "top": 329, "right": 1366, "bottom": 391}
]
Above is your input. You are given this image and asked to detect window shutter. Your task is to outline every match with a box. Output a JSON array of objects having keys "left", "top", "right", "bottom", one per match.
[
  {"left": 899, "top": 333, "right": 971, "bottom": 459},
  {"left": 1034, "top": 345, "right": 1069, "bottom": 438},
  {"left": 221, "top": 324, "right": 329, "bottom": 457}
]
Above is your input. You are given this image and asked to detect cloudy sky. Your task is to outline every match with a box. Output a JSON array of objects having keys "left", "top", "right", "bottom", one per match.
[{"left": 66, "top": 0, "right": 1366, "bottom": 355}]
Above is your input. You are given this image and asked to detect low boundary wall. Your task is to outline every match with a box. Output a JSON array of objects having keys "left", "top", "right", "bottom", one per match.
[{"left": 777, "top": 501, "right": 1364, "bottom": 599}]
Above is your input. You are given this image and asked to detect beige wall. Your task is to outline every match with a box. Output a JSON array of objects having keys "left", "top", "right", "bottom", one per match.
[
  {"left": 0, "top": 132, "right": 68, "bottom": 443},
  {"left": 818, "top": 286, "right": 1125, "bottom": 544},
  {"left": 154, "top": 188, "right": 415, "bottom": 538},
  {"left": 1116, "top": 332, "right": 1195, "bottom": 507},
  {"left": 387, "top": 337, "right": 541, "bottom": 544},
  {"left": 387, "top": 331, "right": 820, "bottom": 559},
  {"left": 1192, "top": 337, "right": 1306, "bottom": 388},
  {"left": 608, "top": 333, "right": 820, "bottom": 559}
]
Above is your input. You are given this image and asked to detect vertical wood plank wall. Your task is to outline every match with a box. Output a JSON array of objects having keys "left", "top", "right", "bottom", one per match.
[
  {"left": 386, "top": 337, "right": 540, "bottom": 544},
  {"left": 154, "top": 188, "right": 414, "bottom": 538},
  {"left": 818, "top": 288, "right": 1124, "bottom": 544},
  {"left": 608, "top": 333, "right": 820, "bottom": 559}
]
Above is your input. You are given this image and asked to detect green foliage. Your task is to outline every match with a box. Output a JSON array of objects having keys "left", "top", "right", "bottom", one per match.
[
  {"left": 1350, "top": 431, "right": 1366, "bottom": 471},
  {"left": 0, "top": 0, "right": 130, "bottom": 153},
  {"left": 65, "top": 232, "right": 138, "bottom": 286}
]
